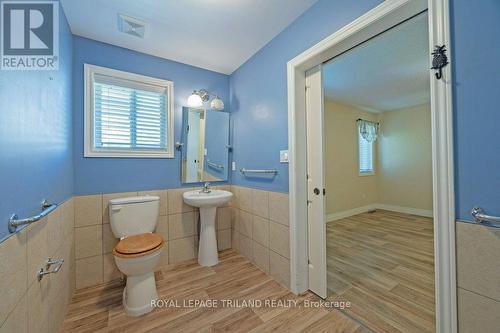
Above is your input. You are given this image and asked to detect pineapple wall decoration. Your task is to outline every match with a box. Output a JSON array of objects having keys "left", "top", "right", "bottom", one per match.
[{"left": 431, "top": 45, "right": 449, "bottom": 80}]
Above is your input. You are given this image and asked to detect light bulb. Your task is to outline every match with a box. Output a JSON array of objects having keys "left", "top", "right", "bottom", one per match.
[
  {"left": 187, "top": 92, "right": 203, "bottom": 107},
  {"left": 210, "top": 96, "right": 224, "bottom": 111}
]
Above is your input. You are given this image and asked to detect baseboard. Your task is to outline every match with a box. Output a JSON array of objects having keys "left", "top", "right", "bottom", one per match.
[
  {"left": 375, "top": 204, "right": 433, "bottom": 218},
  {"left": 326, "top": 205, "right": 377, "bottom": 223},
  {"left": 326, "top": 203, "right": 433, "bottom": 222}
]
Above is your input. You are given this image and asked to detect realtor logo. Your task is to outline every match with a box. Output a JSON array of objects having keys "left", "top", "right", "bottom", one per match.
[{"left": 1, "top": 1, "right": 59, "bottom": 70}]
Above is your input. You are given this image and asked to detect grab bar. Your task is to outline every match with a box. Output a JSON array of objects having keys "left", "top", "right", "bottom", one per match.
[
  {"left": 471, "top": 206, "right": 500, "bottom": 228},
  {"left": 8, "top": 200, "right": 58, "bottom": 233},
  {"left": 240, "top": 168, "right": 278, "bottom": 174},
  {"left": 207, "top": 159, "right": 224, "bottom": 169}
]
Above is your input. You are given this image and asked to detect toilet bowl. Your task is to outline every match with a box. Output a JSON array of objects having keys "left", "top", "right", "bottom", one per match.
[{"left": 108, "top": 196, "right": 162, "bottom": 316}]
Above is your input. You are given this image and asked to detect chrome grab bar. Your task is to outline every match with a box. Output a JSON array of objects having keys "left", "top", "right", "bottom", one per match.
[
  {"left": 37, "top": 258, "right": 64, "bottom": 281},
  {"left": 207, "top": 159, "right": 224, "bottom": 169},
  {"left": 240, "top": 168, "right": 278, "bottom": 174},
  {"left": 471, "top": 206, "right": 500, "bottom": 228},
  {"left": 8, "top": 200, "right": 58, "bottom": 233}
]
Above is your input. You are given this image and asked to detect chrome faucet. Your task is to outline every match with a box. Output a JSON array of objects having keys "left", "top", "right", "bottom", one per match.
[{"left": 201, "top": 182, "right": 211, "bottom": 193}]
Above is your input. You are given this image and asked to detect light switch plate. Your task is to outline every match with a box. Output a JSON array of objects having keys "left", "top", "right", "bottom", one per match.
[
  {"left": 280, "top": 150, "right": 289, "bottom": 163},
  {"left": 232, "top": 161, "right": 236, "bottom": 171}
]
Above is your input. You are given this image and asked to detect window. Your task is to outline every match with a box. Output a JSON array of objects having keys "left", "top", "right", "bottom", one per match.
[
  {"left": 84, "top": 64, "right": 174, "bottom": 158},
  {"left": 358, "top": 131, "right": 374, "bottom": 174}
]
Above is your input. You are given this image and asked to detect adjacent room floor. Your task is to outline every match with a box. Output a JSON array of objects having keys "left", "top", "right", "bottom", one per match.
[
  {"left": 61, "top": 250, "right": 368, "bottom": 333},
  {"left": 326, "top": 210, "right": 435, "bottom": 333}
]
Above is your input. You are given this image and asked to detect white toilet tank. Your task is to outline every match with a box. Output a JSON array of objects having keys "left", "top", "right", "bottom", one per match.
[{"left": 109, "top": 196, "right": 160, "bottom": 239}]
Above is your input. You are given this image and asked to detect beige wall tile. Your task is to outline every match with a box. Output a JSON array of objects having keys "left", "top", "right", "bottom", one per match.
[
  {"left": 238, "top": 187, "right": 252, "bottom": 212},
  {"left": 0, "top": 293, "right": 27, "bottom": 333},
  {"left": 46, "top": 206, "right": 62, "bottom": 258},
  {"left": 0, "top": 230, "right": 27, "bottom": 326},
  {"left": 27, "top": 276, "right": 50, "bottom": 333},
  {"left": 156, "top": 243, "right": 169, "bottom": 270},
  {"left": 48, "top": 285, "right": 67, "bottom": 333},
  {"left": 61, "top": 199, "right": 75, "bottom": 241},
  {"left": 102, "top": 192, "right": 138, "bottom": 224},
  {"left": 217, "top": 229, "right": 232, "bottom": 251},
  {"left": 270, "top": 250, "right": 290, "bottom": 288},
  {"left": 253, "top": 241, "right": 270, "bottom": 273},
  {"left": 138, "top": 190, "right": 168, "bottom": 216},
  {"left": 232, "top": 229, "right": 240, "bottom": 253},
  {"left": 252, "top": 189, "right": 269, "bottom": 218},
  {"left": 269, "top": 221, "right": 290, "bottom": 259},
  {"left": 239, "top": 234, "right": 253, "bottom": 262},
  {"left": 229, "top": 185, "right": 240, "bottom": 208},
  {"left": 253, "top": 215, "right": 269, "bottom": 247},
  {"left": 458, "top": 288, "right": 500, "bottom": 333},
  {"left": 75, "top": 225, "right": 102, "bottom": 259},
  {"left": 168, "top": 188, "right": 195, "bottom": 214},
  {"left": 217, "top": 207, "right": 232, "bottom": 230},
  {"left": 456, "top": 222, "right": 500, "bottom": 301},
  {"left": 76, "top": 255, "right": 103, "bottom": 289},
  {"left": 103, "top": 254, "right": 121, "bottom": 282},
  {"left": 169, "top": 237, "right": 196, "bottom": 263},
  {"left": 155, "top": 215, "right": 168, "bottom": 242},
  {"left": 49, "top": 244, "right": 68, "bottom": 295},
  {"left": 239, "top": 210, "right": 253, "bottom": 238},
  {"left": 168, "top": 212, "right": 196, "bottom": 240},
  {"left": 102, "top": 223, "right": 118, "bottom": 254},
  {"left": 27, "top": 218, "right": 48, "bottom": 286},
  {"left": 269, "top": 192, "right": 289, "bottom": 226},
  {"left": 74, "top": 194, "right": 102, "bottom": 227},
  {"left": 232, "top": 208, "right": 240, "bottom": 232}
]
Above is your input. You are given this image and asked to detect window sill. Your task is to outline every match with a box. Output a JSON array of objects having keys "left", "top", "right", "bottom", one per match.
[{"left": 359, "top": 171, "right": 374, "bottom": 177}]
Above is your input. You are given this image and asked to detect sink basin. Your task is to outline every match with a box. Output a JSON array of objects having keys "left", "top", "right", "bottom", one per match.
[
  {"left": 183, "top": 189, "right": 233, "bottom": 267},
  {"left": 182, "top": 190, "right": 233, "bottom": 208}
]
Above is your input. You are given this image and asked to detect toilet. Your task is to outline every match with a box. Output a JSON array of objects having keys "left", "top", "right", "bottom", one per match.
[{"left": 109, "top": 196, "right": 164, "bottom": 316}]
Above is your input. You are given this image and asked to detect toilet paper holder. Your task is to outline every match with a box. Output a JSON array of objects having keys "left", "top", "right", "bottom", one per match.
[{"left": 37, "top": 258, "right": 64, "bottom": 281}]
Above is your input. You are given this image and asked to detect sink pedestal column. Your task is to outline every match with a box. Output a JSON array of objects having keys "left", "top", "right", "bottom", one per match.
[{"left": 198, "top": 207, "right": 218, "bottom": 266}]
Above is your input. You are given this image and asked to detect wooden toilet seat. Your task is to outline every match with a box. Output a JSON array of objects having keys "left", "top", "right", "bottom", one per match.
[{"left": 113, "top": 233, "right": 164, "bottom": 258}]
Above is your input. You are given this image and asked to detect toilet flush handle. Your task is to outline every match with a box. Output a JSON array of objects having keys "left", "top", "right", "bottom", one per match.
[{"left": 111, "top": 206, "right": 122, "bottom": 212}]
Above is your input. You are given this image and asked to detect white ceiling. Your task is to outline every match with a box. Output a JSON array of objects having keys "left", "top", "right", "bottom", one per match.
[
  {"left": 323, "top": 12, "right": 430, "bottom": 112},
  {"left": 60, "top": 0, "right": 318, "bottom": 74}
]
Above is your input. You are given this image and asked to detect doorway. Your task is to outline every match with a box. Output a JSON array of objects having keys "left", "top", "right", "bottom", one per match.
[
  {"left": 288, "top": 1, "right": 456, "bottom": 332},
  {"left": 307, "top": 13, "right": 436, "bottom": 332}
]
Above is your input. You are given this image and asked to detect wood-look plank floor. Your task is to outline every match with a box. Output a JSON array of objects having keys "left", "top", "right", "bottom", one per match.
[
  {"left": 326, "top": 210, "right": 435, "bottom": 333},
  {"left": 61, "top": 250, "right": 368, "bottom": 333}
]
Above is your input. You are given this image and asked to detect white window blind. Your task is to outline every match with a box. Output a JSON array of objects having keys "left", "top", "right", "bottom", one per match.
[
  {"left": 84, "top": 64, "right": 173, "bottom": 158},
  {"left": 358, "top": 131, "right": 373, "bottom": 174}
]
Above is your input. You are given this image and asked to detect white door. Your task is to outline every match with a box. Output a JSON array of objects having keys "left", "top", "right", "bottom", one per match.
[{"left": 305, "top": 66, "right": 327, "bottom": 298}]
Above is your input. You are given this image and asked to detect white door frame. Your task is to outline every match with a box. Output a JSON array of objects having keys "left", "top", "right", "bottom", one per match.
[{"left": 286, "top": 0, "right": 456, "bottom": 332}]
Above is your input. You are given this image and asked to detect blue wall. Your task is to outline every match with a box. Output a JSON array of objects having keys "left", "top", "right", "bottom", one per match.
[
  {"left": 229, "top": 0, "right": 500, "bottom": 220},
  {"left": 229, "top": 0, "right": 383, "bottom": 193},
  {"left": 72, "top": 37, "right": 229, "bottom": 195},
  {"left": 0, "top": 2, "right": 74, "bottom": 241},
  {"left": 450, "top": 0, "right": 500, "bottom": 221}
]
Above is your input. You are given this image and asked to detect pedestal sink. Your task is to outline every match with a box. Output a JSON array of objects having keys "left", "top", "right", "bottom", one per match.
[{"left": 183, "top": 189, "right": 233, "bottom": 266}]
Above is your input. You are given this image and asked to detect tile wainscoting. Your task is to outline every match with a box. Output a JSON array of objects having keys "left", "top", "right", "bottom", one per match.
[
  {"left": 456, "top": 222, "right": 500, "bottom": 332},
  {"left": 0, "top": 199, "right": 75, "bottom": 333},
  {"left": 73, "top": 185, "right": 291, "bottom": 291},
  {"left": 2, "top": 186, "right": 497, "bottom": 332},
  {"left": 73, "top": 186, "right": 233, "bottom": 290},
  {"left": 229, "top": 186, "right": 291, "bottom": 289}
]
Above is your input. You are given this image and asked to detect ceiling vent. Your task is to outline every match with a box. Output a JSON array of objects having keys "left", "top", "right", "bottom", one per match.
[{"left": 118, "top": 14, "right": 147, "bottom": 38}]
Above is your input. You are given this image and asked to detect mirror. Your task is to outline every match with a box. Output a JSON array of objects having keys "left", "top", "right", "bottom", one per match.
[{"left": 181, "top": 107, "right": 230, "bottom": 183}]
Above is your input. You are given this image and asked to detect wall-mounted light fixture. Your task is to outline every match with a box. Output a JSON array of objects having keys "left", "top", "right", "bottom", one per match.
[{"left": 187, "top": 89, "right": 224, "bottom": 111}]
